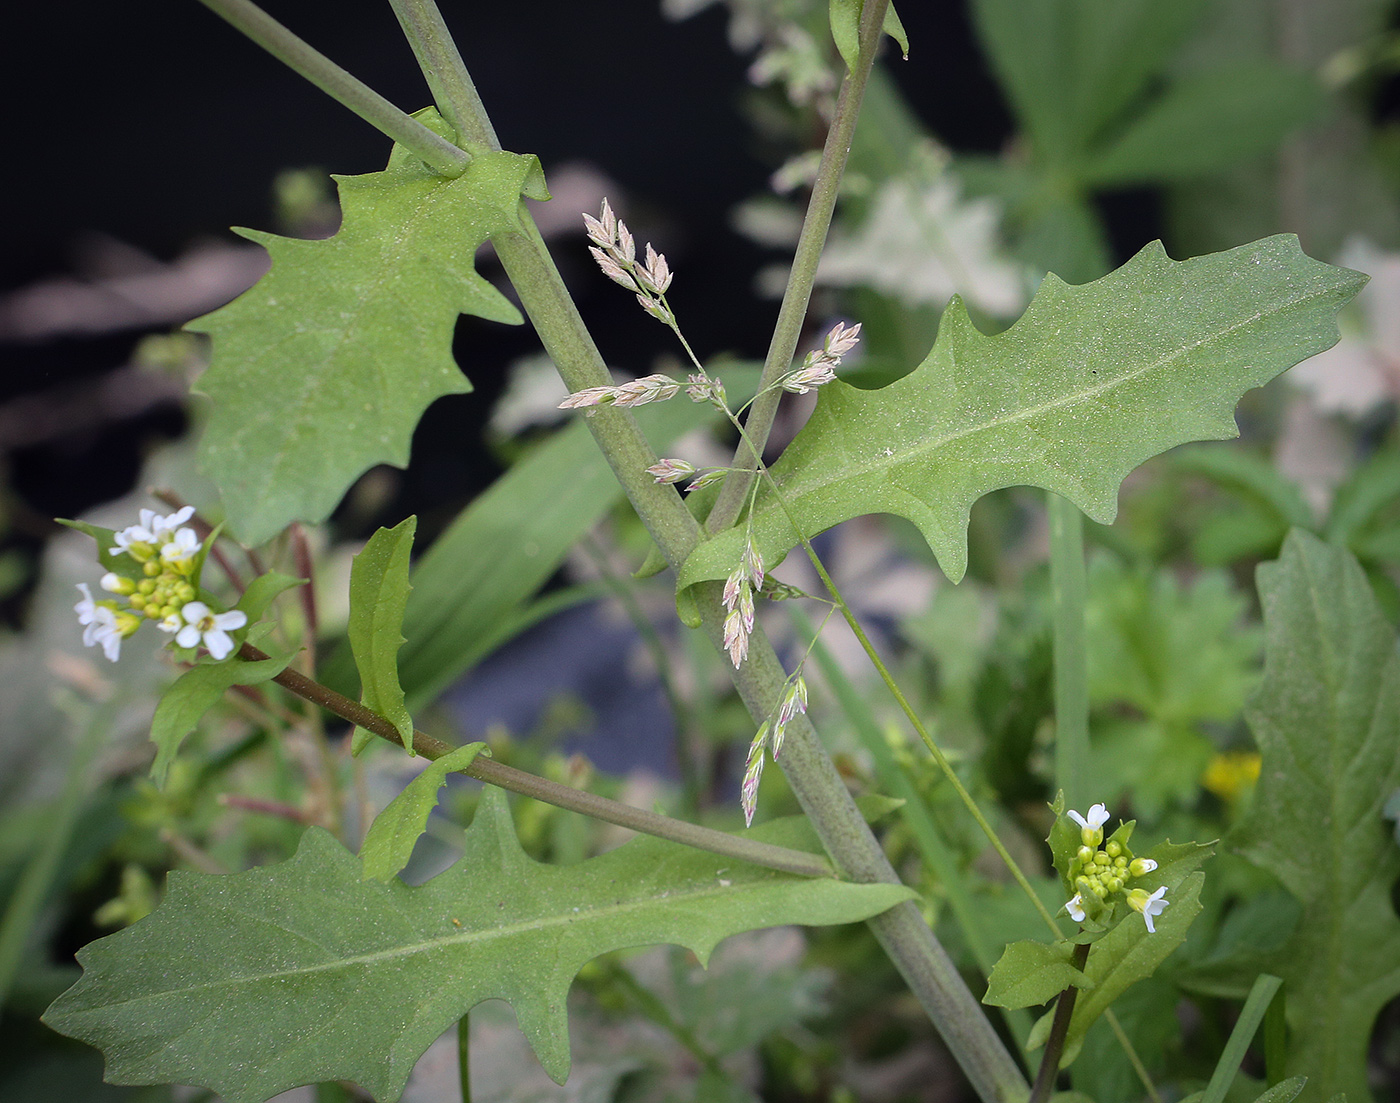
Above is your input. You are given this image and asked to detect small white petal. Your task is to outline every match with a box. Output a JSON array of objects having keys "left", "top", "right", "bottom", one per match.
[
  {"left": 203, "top": 629, "right": 235, "bottom": 661},
  {"left": 176, "top": 624, "right": 202, "bottom": 649}
]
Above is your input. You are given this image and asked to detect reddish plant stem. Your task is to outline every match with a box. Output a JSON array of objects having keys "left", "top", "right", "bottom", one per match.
[{"left": 1029, "top": 940, "right": 1092, "bottom": 1103}]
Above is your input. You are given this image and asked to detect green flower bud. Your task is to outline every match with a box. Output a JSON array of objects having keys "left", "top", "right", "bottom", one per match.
[
  {"left": 1106, "top": 840, "right": 1122, "bottom": 858},
  {"left": 1114, "top": 856, "right": 1128, "bottom": 869},
  {"left": 1129, "top": 857, "right": 1158, "bottom": 878},
  {"left": 138, "top": 579, "right": 157, "bottom": 595},
  {"left": 1077, "top": 845, "right": 1094, "bottom": 865},
  {"left": 142, "top": 561, "right": 161, "bottom": 578}
]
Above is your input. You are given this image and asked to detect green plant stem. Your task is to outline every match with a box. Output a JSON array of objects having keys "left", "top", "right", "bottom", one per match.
[
  {"left": 704, "top": 0, "right": 891, "bottom": 534},
  {"left": 387, "top": 0, "right": 497, "bottom": 153},
  {"left": 794, "top": 606, "right": 1036, "bottom": 1063},
  {"left": 1048, "top": 493, "right": 1089, "bottom": 811},
  {"left": 606, "top": 962, "right": 726, "bottom": 1077},
  {"left": 1200, "top": 974, "right": 1284, "bottom": 1103},
  {"left": 457, "top": 1011, "right": 471, "bottom": 1103},
  {"left": 1104, "top": 1009, "right": 1162, "bottom": 1103},
  {"left": 193, "top": 0, "right": 469, "bottom": 176},
  {"left": 239, "top": 644, "right": 832, "bottom": 879},
  {"left": 1028, "top": 942, "right": 1090, "bottom": 1103},
  {"left": 741, "top": 449, "right": 1062, "bottom": 937},
  {"left": 377, "top": 7, "right": 1026, "bottom": 1099}
]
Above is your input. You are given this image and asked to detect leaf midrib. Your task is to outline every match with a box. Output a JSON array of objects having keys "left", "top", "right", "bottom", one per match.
[
  {"left": 770, "top": 281, "right": 1330, "bottom": 509},
  {"left": 65, "top": 875, "right": 787, "bottom": 1014}
]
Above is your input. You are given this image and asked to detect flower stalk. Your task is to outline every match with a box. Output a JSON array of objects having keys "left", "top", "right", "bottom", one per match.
[{"left": 238, "top": 643, "right": 835, "bottom": 879}]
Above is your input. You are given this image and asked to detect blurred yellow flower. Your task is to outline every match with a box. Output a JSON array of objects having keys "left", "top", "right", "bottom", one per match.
[{"left": 1203, "top": 751, "right": 1262, "bottom": 802}]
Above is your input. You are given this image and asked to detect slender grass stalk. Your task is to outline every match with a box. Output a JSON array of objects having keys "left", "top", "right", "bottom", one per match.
[
  {"left": 705, "top": 0, "right": 892, "bottom": 534},
  {"left": 1199, "top": 975, "right": 1284, "bottom": 1103},
  {"left": 240, "top": 643, "right": 832, "bottom": 878},
  {"left": 793, "top": 606, "right": 1036, "bottom": 1062},
  {"left": 606, "top": 962, "right": 726, "bottom": 1077},
  {"left": 579, "top": 530, "right": 703, "bottom": 814},
  {"left": 1105, "top": 1009, "right": 1163, "bottom": 1103},
  {"left": 1048, "top": 493, "right": 1089, "bottom": 811},
  {"left": 737, "top": 448, "right": 1062, "bottom": 936},
  {"left": 457, "top": 1012, "right": 471, "bottom": 1103},
  {"left": 194, "top": 0, "right": 469, "bottom": 175}
]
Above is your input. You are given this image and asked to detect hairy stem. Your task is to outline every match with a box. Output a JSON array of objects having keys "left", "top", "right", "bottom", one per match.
[
  {"left": 194, "top": 0, "right": 469, "bottom": 175},
  {"left": 704, "top": 0, "right": 891, "bottom": 533},
  {"left": 239, "top": 644, "right": 832, "bottom": 879}
]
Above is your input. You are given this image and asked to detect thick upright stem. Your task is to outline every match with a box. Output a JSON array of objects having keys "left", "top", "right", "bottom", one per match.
[{"left": 376, "top": 4, "right": 1024, "bottom": 1097}]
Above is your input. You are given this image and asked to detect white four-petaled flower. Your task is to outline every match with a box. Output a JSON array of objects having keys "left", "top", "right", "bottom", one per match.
[
  {"left": 1127, "top": 886, "right": 1170, "bottom": 933},
  {"left": 1067, "top": 802, "right": 1110, "bottom": 845},
  {"left": 75, "top": 583, "right": 123, "bottom": 662},
  {"left": 1064, "top": 894, "right": 1086, "bottom": 923},
  {"left": 170, "top": 602, "right": 247, "bottom": 661},
  {"left": 1066, "top": 803, "right": 1110, "bottom": 832},
  {"left": 160, "top": 527, "right": 200, "bottom": 564}
]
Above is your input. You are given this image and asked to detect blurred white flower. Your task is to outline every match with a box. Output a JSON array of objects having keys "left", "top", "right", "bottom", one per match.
[
  {"left": 817, "top": 176, "right": 1026, "bottom": 317},
  {"left": 1289, "top": 238, "right": 1400, "bottom": 415}
]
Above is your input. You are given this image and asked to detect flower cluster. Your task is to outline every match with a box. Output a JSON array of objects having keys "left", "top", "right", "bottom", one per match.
[
  {"left": 739, "top": 673, "right": 808, "bottom": 827},
  {"left": 722, "top": 538, "right": 765, "bottom": 668},
  {"left": 644, "top": 458, "right": 730, "bottom": 493},
  {"left": 557, "top": 372, "right": 679, "bottom": 410},
  {"left": 781, "top": 321, "right": 862, "bottom": 394},
  {"left": 583, "top": 199, "right": 675, "bottom": 325},
  {"left": 72, "top": 506, "right": 247, "bottom": 664},
  {"left": 1061, "top": 803, "right": 1169, "bottom": 934}
]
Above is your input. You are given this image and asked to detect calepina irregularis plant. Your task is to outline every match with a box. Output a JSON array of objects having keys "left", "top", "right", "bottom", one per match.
[{"left": 34, "top": 1, "right": 1392, "bottom": 1102}]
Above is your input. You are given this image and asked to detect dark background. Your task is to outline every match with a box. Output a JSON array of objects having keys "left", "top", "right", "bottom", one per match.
[
  {"left": 0, "top": 1, "right": 1019, "bottom": 577},
  {"left": 8, "top": 1, "right": 1395, "bottom": 582}
]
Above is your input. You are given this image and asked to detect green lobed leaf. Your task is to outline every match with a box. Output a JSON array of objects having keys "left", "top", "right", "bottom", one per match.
[
  {"left": 678, "top": 236, "right": 1365, "bottom": 594},
  {"left": 359, "top": 742, "right": 485, "bottom": 883},
  {"left": 189, "top": 115, "right": 548, "bottom": 546},
  {"left": 148, "top": 650, "right": 297, "bottom": 787},
  {"left": 983, "top": 938, "right": 1092, "bottom": 1008},
  {"left": 1231, "top": 530, "right": 1400, "bottom": 1103},
  {"left": 347, "top": 518, "right": 417, "bottom": 756},
  {"left": 43, "top": 787, "right": 913, "bottom": 1102}
]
